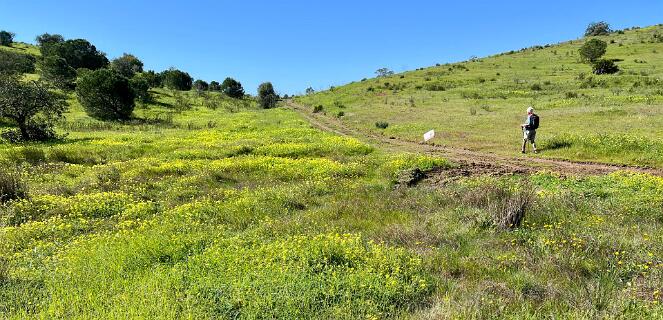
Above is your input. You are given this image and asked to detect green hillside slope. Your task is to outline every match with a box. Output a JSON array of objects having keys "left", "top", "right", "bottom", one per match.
[{"left": 295, "top": 25, "right": 663, "bottom": 167}]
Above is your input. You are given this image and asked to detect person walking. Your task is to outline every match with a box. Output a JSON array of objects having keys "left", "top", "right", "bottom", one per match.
[{"left": 521, "top": 107, "right": 539, "bottom": 154}]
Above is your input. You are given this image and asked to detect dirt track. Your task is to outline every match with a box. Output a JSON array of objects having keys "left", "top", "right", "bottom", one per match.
[{"left": 286, "top": 101, "right": 663, "bottom": 177}]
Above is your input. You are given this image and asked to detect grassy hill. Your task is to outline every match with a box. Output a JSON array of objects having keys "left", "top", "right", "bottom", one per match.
[
  {"left": 295, "top": 25, "right": 663, "bottom": 167},
  {"left": 0, "top": 30, "right": 662, "bottom": 318}
]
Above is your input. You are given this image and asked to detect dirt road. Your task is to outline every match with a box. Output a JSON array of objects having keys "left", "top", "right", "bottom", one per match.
[{"left": 286, "top": 101, "right": 663, "bottom": 177}]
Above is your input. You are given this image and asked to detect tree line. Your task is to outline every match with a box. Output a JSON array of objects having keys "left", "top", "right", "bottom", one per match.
[{"left": 0, "top": 30, "right": 280, "bottom": 142}]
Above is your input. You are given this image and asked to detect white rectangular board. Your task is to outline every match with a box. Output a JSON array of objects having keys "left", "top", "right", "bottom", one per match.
[{"left": 423, "top": 130, "right": 435, "bottom": 142}]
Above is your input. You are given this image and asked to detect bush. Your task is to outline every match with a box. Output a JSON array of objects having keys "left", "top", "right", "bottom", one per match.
[
  {"left": 0, "top": 76, "right": 67, "bottom": 142},
  {"left": 130, "top": 77, "right": 151, "bottom": 103},
  {"left": 41, "top": 39, "right": 109, "bottom": 70},
  {"left": 565, "top": 92, "right": 579, "bottom": 99},
  {"left": 76, "top": 69, "right": 135, "bottom": 121},
  {"left": 39, "top": 55, "right": 76, "bottom": 90},
  {"left": 110, "top": 53, "right": 144, "bottom": 78},
  {"left": 530, "top": 83, "right": 543, "bottom": 91},
  {"left": 136, "top": 70, "right": 162, "bottom": 88},
  {"left": 8, "top": 146, "right": 46, "bottom": 165},
  {"left": 313, "top": 105, "right": 324, "bottom": 113},
  {"left": 0, "top": 168, "right": 27, "bottom": 203},
  {"left": 220, "top": 78, "right": 245, "bottom": 98},
  {"left": 579, "top": 39, "right": 607, "bottom": 63},
  {"left": 375, "top": 121, "right": 389, "bottom": 129},
  {"left": 592, "top": 59, "right": 620, "bottom": 75},
  {"left": 0, "top": 30, "right": 14, "bottom": 46},
  {"left": 209, "top": 81, "right": 221, "bottom": 91},
  {"left": 257, "top": 82, "right": 278, "bottom": 109},
  {"left": 161, "top": 68, "right": 193, "bottom": 91},
  {"left": 172, "top": 91, "right": 192, "bottom": 112},
  {"left": 337, "top": 111, "right": 345, "bottom": 117},
  {"left": 193, "top": 80, "right": 209, "bottom": 92},
  {"left": 585, "top": 21, "right": 612, "bottom": 37},
  {"left": 0, "top": 50, "right": 36, "bottom": 74}
]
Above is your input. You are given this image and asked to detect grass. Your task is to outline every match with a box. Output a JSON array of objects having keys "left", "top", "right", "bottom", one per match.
[
  {"left": 0, "top": 30, "right": 662, "bottom": 318},
  {"left": 295, "top": 25, "right": 663, "bottom": 167}
]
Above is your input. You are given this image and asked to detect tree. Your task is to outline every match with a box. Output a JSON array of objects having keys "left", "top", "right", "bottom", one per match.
[
  {"left": 41, "top": 39, "right": 109, "bottom": 70},
  {"left": 0, "top": 76, "right": 67, "bottom": 142},
  {"left": 257, "top": 82, "right": 278, "bottom": 109},
  {"left": 136, "top": 70, "right": 162, "bottom": 88},
  {"left": 39, "top": 55, "right": 77, "bottom": 90},
  {"left": 305, "top": 87, "right": 315, "bottom": 95},
  {"left": 76, "top": 69, "right": 135, "bottom": 120},
  {"left": 129, "top": 77, "right": 151, "bottom": 103},
  {"left": 585, "top": 21, "right": 612, "bottom": 37},
  {"left": 592, "top": 59, "right": 620, "bottom": 74},
  {"left": 0, "top": 50, "right": 36, "bottom": 74},
  {"left": 161, "top": 68, "right": 193, "bottom": 91},
  {"left": 220, "top": 77, "right": 244, "bottom": 98},
  {"left": 193, "top": 79, "right": 209, "bottom": 92},
  {"left": 209, "top": 81, "right": 221, "bottom": 91},
  {"left": 375, "top": 68, "right": 394, "bottom": 78},
  {"left": 35, "top": 33, "right": 64, "bottom": 47},
  {"left": 0, "top": 31, "right": 14, "bottom": 46},
  {"left": 110, "top": 53, "right": 144, "bottom": 78},
  {"left": 579, "top": 39, "right": 607, "bottom": 63}
]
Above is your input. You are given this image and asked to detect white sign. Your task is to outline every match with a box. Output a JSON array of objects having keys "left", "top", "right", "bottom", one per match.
[{"left": 423, "top": 130, "right": 435, "bottom": 142}]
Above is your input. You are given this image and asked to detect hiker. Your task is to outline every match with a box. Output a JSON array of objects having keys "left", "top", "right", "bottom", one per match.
[{"left": 521, "top": 107, "right": 539, "bottom": 154}]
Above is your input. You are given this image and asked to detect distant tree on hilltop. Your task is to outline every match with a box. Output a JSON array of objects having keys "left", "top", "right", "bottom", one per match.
[
  {"left": 35, "top": 33, "right": 64, "bottom": 47},
  {"left": 41, "top": 39, "right": 109, "bottom": 70},
  {"left": 161, "top": 68, "right": 193, "bottom": 91},
  {"left": 0, "top": 31, "right": 15, "bottom": 46},
  {"left": 193, "top": 79, "right": 209, "bottom": 92},
  {"left": 258, "top": 82, "right": 278, "bottom": 109},
  {"left": 305, "top": 87, "right": 315, "bottom": 95},
  {"left": 375, "top": 68, "right": 394, "bottom": 78},
  {"left": 579, "top": 39, "right": 607, "bottom": 63},
  {"left": 585, "top": 22, "right": 612, "bottom": 36},
  {"left": 209, "top": 81, "right": 221, "bottom": 91},
  {"left": 221, "top": 78, "right": 244, "bottom": 98},
  {"left": 111, "top": 53, "right": 144, "bottom": 78}
]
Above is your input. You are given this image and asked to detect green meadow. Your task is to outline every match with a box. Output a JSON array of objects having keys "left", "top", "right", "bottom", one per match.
[
  {"left": 295, "top": 25, "right": 663, "bottom": 167},
  {"left": 0, "top": 24, "right": 662, "bottom": 319}
]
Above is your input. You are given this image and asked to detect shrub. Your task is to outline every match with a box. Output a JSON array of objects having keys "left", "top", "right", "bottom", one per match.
[
  {"left": 76, "top": 69, "right": 135, "bottom": 121},
  {"left": 220, "top": 78, "right": 245, "bottom": 98},
  {"left": 0, "top": 168, "right": 27, "bottom": 203},
  {"left": 565, "top": 92, "right": 579, "bottom": 99},
  {"left": 41, "top": 39, "right": 109, "bottom": 70},
  {"left": 0, "top": 76, "right": 67, "bottom": 142},
  {"left": 530, "top": 83, "right": 543, "bottom": 91},
  {"left": 0, "top": 30, "right": 14, "bottom": 46},
  {"left": 172, "top": 91, "right": 192, "bottom": 112},
  {"left": 193, "top": 80, "right": 209, "bottom": 92},
  {"left": 161, "top": 68, "right": 193, "bottom": 91},
  {"left": 136, "top": 70, "right": 162, "bottom": 88},
  {"left": 110, "top": 53, "right": 144, "bottom": 78},
  {"left": 375, "top": 121, "right": 389, "bottom": 129},
  {"left": 209, "top": 81, "right": 221, "bottom": 91},
  {"left": 592, "top": 59, "right": 620, "bottom": 75},
  {"left": 0, "top": 50, "right": 36, "bottom": 75},
  {"left": 257, "top": 82, "right": 278, "bottom": 109},
  {"left": 130, "top": 76, "right": 152, "bottom": 103},
  {"left": 469, "top": 107, "right": 477, "bottom": 115},
  {"left": 312, "top": 105, "right": 323, "bottom": 113},
  {"left": 337, "top": 111, "right": 345, "bottom": 117},
  {"left": 585, "top": 21, "right": 612, "bottom": 37},
  {"left": 8, "top": 146, "right": 46, "bottom": 164},
  {"left": 579, "top": 39, "right": 607, "bottom": 63},
  {"left": 39, "top": 55, "right": 76, "bottom": 90}
]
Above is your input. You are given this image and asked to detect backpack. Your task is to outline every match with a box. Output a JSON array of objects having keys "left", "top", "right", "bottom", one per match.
[{"left": 530, "top": 114, "right": 540, "bottom": 130}]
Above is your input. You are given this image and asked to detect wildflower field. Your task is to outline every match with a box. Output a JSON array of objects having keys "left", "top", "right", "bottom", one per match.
[{"left": 0, "top": 91, "right": 661, "bottom": 318}]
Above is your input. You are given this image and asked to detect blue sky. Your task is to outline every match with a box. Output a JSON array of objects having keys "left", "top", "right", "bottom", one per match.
[{"left": 2, "top": 1, "right": 662, "bottom": 94}]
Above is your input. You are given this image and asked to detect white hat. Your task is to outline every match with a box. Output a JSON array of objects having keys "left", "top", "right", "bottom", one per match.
[{"left": 527, "top": 107, "right": 534, "bottom": 113}]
